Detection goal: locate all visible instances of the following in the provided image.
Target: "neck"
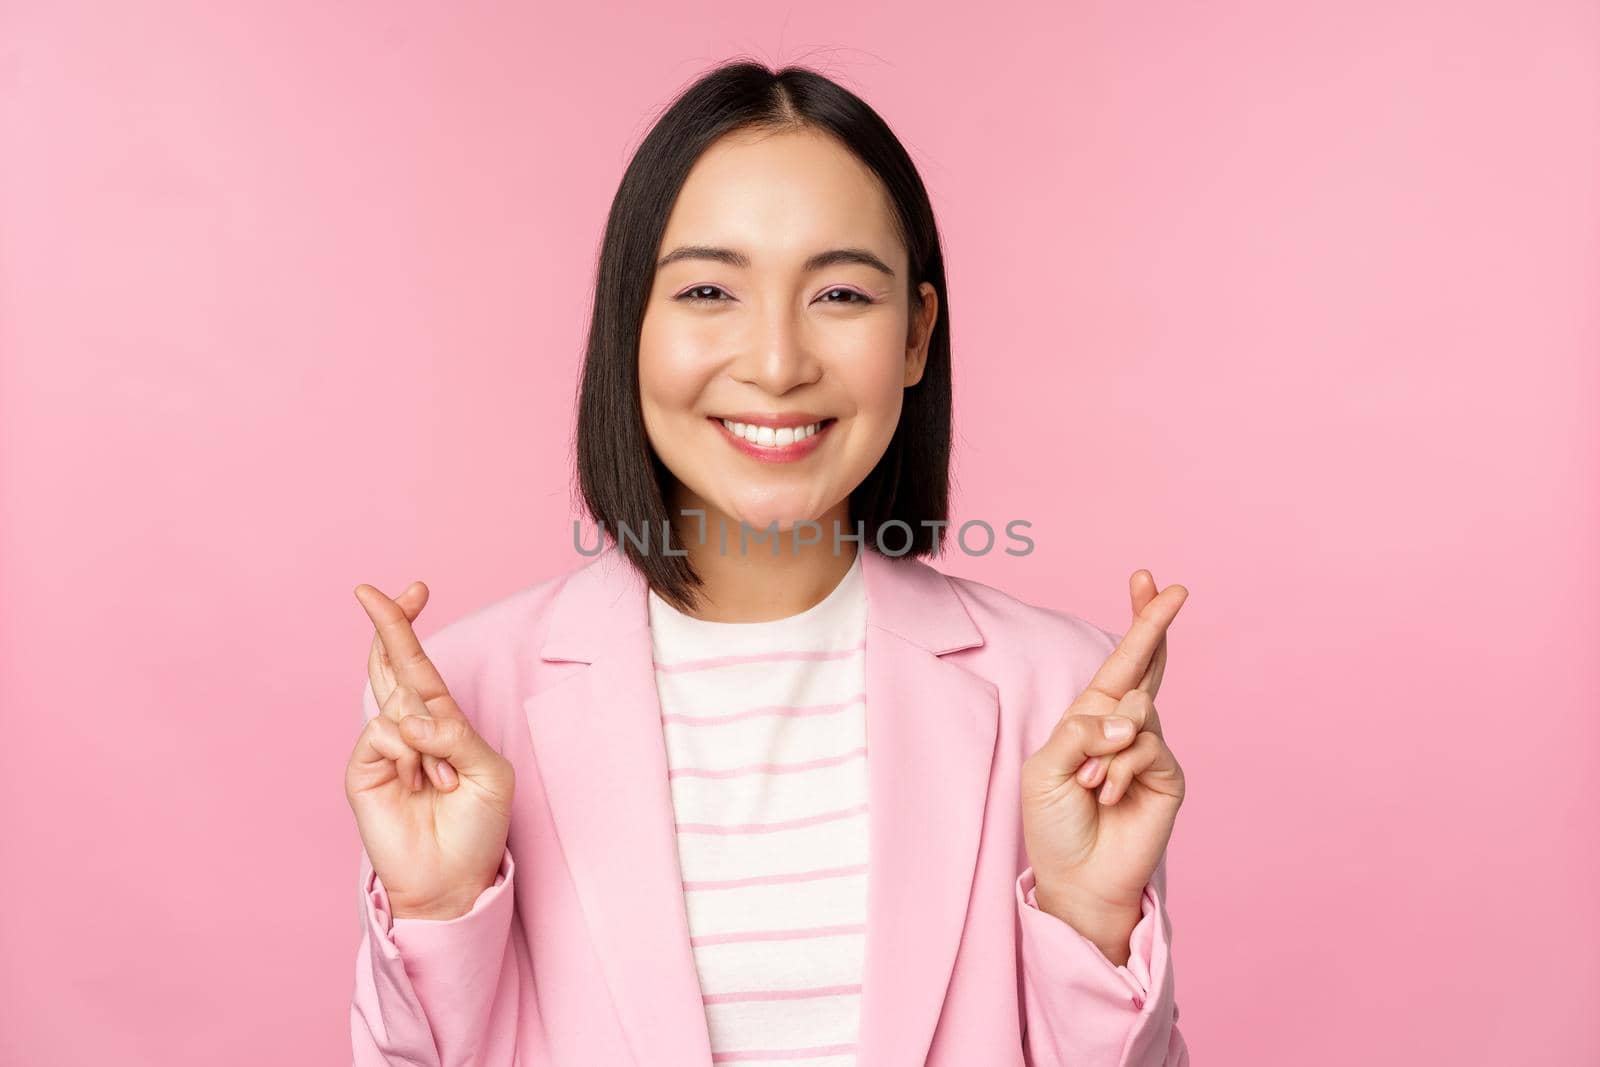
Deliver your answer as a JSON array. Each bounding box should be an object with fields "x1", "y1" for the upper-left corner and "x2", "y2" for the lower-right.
[{"x1": 662, "y1": 490, "x2": 859, "y2": 623}]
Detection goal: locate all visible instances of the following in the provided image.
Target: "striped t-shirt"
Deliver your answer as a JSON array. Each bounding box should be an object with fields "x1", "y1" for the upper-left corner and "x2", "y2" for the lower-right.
[{"x1": 646, "y1": 548, "x2": 869, "y2": 1067}]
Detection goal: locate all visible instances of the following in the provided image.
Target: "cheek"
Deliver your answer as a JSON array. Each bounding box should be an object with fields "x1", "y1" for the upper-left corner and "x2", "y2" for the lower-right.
[
  {"x1": 837, "y1": 330, "x2": 911, "y2": 422},
  {"x1": 638, "y1": 321, "x2": 716, "y2": 414}
]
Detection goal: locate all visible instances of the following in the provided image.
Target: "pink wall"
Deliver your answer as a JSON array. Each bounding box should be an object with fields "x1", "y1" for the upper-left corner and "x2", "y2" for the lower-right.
[{"x1": 2, "y1": 2, "x2": 1595, "y2": 1063}]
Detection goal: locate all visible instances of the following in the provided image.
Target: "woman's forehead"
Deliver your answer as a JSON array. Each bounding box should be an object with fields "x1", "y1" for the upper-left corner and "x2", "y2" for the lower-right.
[{"x1": 661, "y1": 130, "x2": 901, "y2": 266}]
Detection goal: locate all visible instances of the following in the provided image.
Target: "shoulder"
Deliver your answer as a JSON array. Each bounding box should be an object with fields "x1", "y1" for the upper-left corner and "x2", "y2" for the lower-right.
[
  {"x1": 916, "y1": 560, "x2": 1127, "y2": 754},
  {"x1": 933, "y1": 560, "x2": 1122, "y2": 691},
  {"x1": 388, "y1": 558, "x2": 590, "y2": 737},
  {"x1": 415, "y1": 563, "x2": 576, "y2": 666},
  {"x1": 931, "y1": 559, "x2": 1121, "y2": 653}
]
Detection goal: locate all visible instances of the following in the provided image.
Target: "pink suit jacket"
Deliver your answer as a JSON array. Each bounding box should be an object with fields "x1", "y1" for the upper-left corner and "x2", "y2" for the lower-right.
[{"x1": 351, "y1": 544, "x2": 1190, "y2": 1066}]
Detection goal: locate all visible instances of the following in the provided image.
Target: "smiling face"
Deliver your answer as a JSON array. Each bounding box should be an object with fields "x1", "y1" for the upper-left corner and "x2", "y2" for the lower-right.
[{"x1": 638, "y1": 125, "x2": 938, "y2": 543}]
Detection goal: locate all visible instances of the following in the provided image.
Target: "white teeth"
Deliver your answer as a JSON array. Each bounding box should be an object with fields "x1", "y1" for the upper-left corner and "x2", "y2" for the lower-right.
[{"x1": 719, "y1": 418, "x2": 824, "y2": 446}]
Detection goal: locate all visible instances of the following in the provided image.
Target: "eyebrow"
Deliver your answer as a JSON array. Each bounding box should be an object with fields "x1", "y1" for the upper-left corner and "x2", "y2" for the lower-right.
[{"x1": 655, "y1": 245, "x2": 897, "y2": 278}]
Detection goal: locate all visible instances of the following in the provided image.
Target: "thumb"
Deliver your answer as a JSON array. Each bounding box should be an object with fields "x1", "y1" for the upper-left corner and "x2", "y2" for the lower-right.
[{"x1": 398, "y1": 714, "x2": 499, "y2": 779}]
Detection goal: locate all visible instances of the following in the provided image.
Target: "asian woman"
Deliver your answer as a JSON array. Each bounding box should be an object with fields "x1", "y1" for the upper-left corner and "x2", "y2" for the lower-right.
[{"x1": 346, "y1": 59, "x2": 1190, "y2": 1067}]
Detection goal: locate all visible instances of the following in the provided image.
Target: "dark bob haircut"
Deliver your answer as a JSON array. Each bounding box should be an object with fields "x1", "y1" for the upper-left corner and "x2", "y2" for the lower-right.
[{"x1": 573, "y1": 59, "x2": 953, "y2": 612}]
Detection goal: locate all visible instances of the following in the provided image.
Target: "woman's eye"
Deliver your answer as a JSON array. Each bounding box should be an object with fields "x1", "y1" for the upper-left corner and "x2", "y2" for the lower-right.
[
  {"x1": 677, "y1": 285, "x2": 730, "y2": 304},
  {"x1": 676, "y1": 285, "x2": 875, "y2": 306}
]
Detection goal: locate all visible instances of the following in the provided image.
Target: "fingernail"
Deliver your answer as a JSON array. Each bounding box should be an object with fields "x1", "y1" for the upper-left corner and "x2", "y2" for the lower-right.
[
  {"x1": 1077, "y1": 757, "x2": 1102, "y2": 783},
  {"x1": 404, "y1": 716, "x2": 432, "y2": 738},
  {"x1": 439, "y1": 762, "x2": 458, "y2": 788},
  {"x1": 1103, "y1": 718, "x2": 1134, "y2": 741}
]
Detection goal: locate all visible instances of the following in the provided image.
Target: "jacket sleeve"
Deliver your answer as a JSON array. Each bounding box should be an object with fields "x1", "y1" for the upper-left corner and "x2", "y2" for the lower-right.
[
  {"x1": 349, "y1": 676, "x2": 523, "y2": 1066},
  {"x1": 350, "y1": 844, "x2": 522, "y2": 1066},
  {"x1": 1014, "y1": 852, "x2": 1189, "y2": 1066}
]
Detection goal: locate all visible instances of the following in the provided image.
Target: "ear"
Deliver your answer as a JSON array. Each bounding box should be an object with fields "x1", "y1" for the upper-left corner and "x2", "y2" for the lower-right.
[{"x1": 903, "y1": 282, "x2": 938, "y2": 388}]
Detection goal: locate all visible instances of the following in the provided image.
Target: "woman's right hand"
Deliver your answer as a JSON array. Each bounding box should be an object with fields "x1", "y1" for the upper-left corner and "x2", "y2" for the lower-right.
[{"x1": 345, "y1": 581, "x2": 515, "y2": 921}]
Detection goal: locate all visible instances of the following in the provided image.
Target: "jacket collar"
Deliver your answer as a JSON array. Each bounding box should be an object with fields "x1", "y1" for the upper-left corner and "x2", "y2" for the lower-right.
[
  {"x1": 524, "y1": 543, "x2": 997, "y2": 1067},
  {"x1": 540, "y1": 542, "x2": 983, "y2": 663}
]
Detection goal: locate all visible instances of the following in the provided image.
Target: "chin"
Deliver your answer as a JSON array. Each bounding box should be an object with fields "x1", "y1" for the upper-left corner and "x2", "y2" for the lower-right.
[{"x1": 719, "y1": 499, "x2": 829, "y2": 540}]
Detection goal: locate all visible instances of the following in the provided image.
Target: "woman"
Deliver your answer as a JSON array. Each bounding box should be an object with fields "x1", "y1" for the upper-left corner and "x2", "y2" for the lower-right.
[{"x1": 346, "y1": 60, "x2": 1190, "y2": 1067}]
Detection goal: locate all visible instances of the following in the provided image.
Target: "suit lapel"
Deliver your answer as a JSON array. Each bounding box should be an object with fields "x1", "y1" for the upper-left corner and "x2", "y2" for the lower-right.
[
  {"x1": 524, "y1": 549, "x2": 714, "y2": 1065},
  {"x1": 855, "y1": 547, "x2": 999, "y2": 1067},
  {"x1": 523, "y1": 546, "x2": 999, "y2": 1067}
]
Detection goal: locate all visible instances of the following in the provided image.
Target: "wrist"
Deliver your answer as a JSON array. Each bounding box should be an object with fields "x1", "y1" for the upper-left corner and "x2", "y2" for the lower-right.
[
  {"x1": 1032, "y1": 882, "x2": 1141, "y2": 967},
  {"x1": 389, "y1": 882, "x2": 492, "y2": 922}
]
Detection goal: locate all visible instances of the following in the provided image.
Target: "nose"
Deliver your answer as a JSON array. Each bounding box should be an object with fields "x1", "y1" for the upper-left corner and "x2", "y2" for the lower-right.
[{"x1": 729, "y1": 313, "x2": 823, "y2": 396}]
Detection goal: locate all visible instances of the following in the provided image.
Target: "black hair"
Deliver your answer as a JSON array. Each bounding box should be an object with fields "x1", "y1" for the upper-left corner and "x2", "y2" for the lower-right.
[{"x1": 572, "y1": 58, "x2": 953, "y2": 612}]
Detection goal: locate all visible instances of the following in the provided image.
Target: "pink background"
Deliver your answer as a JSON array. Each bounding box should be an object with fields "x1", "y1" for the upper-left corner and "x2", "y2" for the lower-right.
[{"x1": 2, "y1": 2, "x2": 1595, "y2": 1064}]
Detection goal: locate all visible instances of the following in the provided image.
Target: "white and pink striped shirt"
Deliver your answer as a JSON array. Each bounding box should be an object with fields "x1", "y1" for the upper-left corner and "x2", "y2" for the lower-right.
[{"x1": 646, "y1": 549, "x2": 869, "y2": 1067}]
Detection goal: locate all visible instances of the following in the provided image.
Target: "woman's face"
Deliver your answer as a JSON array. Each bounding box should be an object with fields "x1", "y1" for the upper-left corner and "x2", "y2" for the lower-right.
[{"x1": 638, "y1": 126, "x2": 938, "y2": 542}]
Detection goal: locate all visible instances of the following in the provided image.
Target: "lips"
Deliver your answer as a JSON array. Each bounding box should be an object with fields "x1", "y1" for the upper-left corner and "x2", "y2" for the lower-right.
[
  {"x1": 708, "y1": 415, "x2": 836, "y2": 462},
  {"x1": 715, "y1": 416, "x2": 832, "y2": 447}
]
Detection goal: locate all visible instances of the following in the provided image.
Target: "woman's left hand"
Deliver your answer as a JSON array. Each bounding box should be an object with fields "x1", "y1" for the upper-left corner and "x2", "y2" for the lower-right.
[{"x1": 1020, "y1": 571, "x2": 1189, "y2": 932}]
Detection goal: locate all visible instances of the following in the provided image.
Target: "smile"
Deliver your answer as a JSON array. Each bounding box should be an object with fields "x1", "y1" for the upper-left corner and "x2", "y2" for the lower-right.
[
  {"x1": 718, "y1": 417, "x2": 827, "y2": 445},
  {"x1": 708, "y1": 415, "x2": 836, "y2": 463}
]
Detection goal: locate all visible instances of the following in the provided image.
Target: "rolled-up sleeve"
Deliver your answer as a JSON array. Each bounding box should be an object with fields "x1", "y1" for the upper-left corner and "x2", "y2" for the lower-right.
[
  {"x1": 351, "y1": 846, "x2": 520, "y2": 1066},
  {"x1": 1014, "y1": 854, "x2": 1189, "y2": 1066}
]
